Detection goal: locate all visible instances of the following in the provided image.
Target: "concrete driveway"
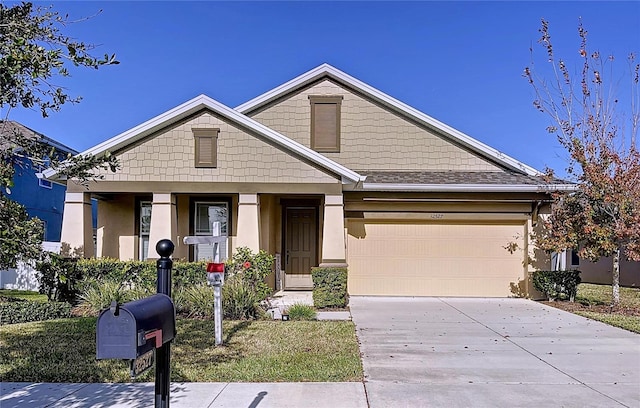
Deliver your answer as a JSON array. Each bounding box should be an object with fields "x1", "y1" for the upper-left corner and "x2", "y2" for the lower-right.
[{"x1": 350, "y1": 297, "x2": 640, "y2": 408}]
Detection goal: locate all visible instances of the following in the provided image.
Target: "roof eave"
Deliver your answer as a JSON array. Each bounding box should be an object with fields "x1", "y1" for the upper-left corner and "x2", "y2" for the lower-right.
[{"x1": 361, "y1": 183, "x2": 577, "y2": 193}]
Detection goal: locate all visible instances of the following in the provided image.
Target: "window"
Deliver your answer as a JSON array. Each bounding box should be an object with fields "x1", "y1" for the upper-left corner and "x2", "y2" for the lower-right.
[
  {"x1": 194, "y1": 201, "x2": 228, "y2": 262},
  {"x1": 139, "y1": 201, "x2": 152, "y2": 260},
  {"x1": 39, "y1": 178, "x2": 52, "y2": 189},
  {"x1": 193, "y1": 128, "x2": 219, "y2": 168},
  {"x1": 570, "y1": 249, "x2": 580, "y2": 266},
  {"x1": 309, "y1": 95, "x2": 342, "y2": 152},
  {"x1": 37, "y1": 165, "x2": 52, "y2": 188}
]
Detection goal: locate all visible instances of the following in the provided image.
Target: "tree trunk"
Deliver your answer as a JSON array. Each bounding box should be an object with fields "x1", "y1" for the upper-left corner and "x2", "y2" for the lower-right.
[{"x1": 612, "y1": 249, "x2": 621, "y2": 307}]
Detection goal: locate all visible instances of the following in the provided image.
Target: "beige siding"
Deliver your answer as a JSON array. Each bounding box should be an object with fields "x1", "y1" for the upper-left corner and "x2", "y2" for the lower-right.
[
  {"x1": 347, "y1": 221, "x2": 525, "y2": 296},
  {"x1": 95, "y1": 111, "x2": 337, "y2": 184},
  {"x1": 96, "y1": 195, "x2": 136, "y2": 260},
  {"x1": 251, "y1": 80, "x2": 501, "y2": 172}
]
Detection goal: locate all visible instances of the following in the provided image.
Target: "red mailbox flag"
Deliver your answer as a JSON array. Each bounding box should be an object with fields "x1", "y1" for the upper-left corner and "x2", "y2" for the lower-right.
[{"x1": 207, "y1": 263, "x2": 225, "y2": 273}]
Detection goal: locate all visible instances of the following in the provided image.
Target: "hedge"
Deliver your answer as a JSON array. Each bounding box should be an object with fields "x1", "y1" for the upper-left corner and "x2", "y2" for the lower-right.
[
  {"x1": 311, "y1": 267, "x2": 348, "y2": 308},
  {"x1": 75, "y1": 258, "x2": 209, "y2": 292},
  {"x1": 532, "y1": 270, "x2": 582, "y2": 301},
  {"x1": 0, "y1": 300, "x2": 71, "y2": 325}
]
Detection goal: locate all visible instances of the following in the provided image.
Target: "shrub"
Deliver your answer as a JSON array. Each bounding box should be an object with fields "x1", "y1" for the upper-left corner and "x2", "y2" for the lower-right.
[
  {"x1": 76, "y1": 280, "x2": 153, "y2": 315},
  {"x1": 36, "y1": 253, "x2": 82, "y2": 304},
  {"x1": 222, "y1": 275, "x2": 264, "y2": 320},
  {"x1": 76, "y1": 258, "x2": 208, "y2": 294},
  {"x1": 173, "y1": 261, "x2": 209, "y2": 288},
  {"x1": 0, "y1": 300, "x2": 71, "y2": 325},
  {"x1": 225, "y1": 247, "x2": 274, "y2": 299},
  {"x1": 533, "y1": 270, "x2": 582, "y2": 301},
  {"x1": 181, "y1": 285, "x2": 215, "y2": 318},
  {"x1": 287, "y1": 303, "x2": 317, "y2": 321},
  {"x1": 311, "y1": 267, "x2": 348, "y2": 308}
]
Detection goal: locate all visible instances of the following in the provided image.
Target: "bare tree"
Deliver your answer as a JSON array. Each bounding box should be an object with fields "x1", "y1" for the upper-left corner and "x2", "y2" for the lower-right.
[{"x1": 524, "y1": 18, "x2": 640, "y2": 306}]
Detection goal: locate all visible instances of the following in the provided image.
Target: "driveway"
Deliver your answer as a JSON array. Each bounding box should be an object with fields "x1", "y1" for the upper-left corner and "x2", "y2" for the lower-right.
[{"x1": 350, "y1": 297, "x2": 640, "y2": 408}]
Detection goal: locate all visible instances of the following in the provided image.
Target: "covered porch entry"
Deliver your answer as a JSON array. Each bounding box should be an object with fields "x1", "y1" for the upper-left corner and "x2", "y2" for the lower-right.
[{"x1": 61, "y1": 191, "x2": 347, "y2": 292}]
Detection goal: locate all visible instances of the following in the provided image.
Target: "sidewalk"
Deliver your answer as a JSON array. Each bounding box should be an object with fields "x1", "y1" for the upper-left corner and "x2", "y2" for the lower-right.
[{"x1": 1, "y1": 381, "x2": 368, "y2": 408}]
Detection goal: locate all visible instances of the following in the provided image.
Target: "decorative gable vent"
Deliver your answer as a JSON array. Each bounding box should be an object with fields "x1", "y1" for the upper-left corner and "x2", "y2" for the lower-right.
[
  {"x1": 193, "y1": 128, "x2": 219, "y2": 168},
  {"x1": 309, "y1": 95, "x2": 342, "y2": 153}
]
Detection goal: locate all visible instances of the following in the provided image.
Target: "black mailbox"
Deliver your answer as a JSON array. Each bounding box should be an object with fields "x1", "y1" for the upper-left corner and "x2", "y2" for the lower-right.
[{"x1": 96, "y1": 293, "x2": 176, "y2": 360}]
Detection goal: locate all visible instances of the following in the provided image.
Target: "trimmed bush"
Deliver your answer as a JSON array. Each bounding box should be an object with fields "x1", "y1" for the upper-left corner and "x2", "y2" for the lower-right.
[
  {"x1": 311, "y1": 267, "x2": 348, "y2": 308},
  {"x1": 76, "y1": 258, "x2": 208, "y2": 294},
  {"x1": 532, "y1": 270, "x2": 582, "y2": 301},
  {"x1": 0, "y1": 300, "x2": 71, "y2": 325},
  {"x1": 287, "y1": 303, "x2": 317, "y2": 321}
]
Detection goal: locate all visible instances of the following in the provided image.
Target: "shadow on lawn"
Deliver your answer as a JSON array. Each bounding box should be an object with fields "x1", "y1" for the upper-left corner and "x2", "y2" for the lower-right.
[{"x1": 0, "y1": 318, "x2": 257, "y2": 383}]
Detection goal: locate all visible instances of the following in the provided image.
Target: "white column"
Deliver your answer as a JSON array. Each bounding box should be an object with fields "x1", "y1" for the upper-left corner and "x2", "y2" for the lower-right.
[
  {"x1": 148, "y1": 193, "x2": 177, "y2": 259},
  {"x1": 60, "y1": 192, "x2": 94, "y2": 258},
  {"x1": 320, "y1": 194, "x2": 347, "y2": 267},
  {"x1": 235, "y1": 193, "x2": 260, "y2": 252}
]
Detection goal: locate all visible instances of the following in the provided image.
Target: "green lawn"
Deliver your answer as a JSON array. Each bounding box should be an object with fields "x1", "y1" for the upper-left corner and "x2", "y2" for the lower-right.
[
  {"x1": 0, "y1": 317, "x2": 363, "y2": 383},
  {"x1": 0, "y1": 289, "x2": 47, "y2": 302},
  {"x1": 575, "y1": 283, "x2": 640, "y2": 308}
]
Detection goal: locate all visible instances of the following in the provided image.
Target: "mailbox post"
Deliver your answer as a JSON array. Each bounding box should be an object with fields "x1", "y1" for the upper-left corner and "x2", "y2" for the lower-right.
[
  {"x1": 96, "y1": 239, "x2": 176, "y2": 408},
  {"x1": 155, "y1": 239, "x2": 174, "y2": 408}
]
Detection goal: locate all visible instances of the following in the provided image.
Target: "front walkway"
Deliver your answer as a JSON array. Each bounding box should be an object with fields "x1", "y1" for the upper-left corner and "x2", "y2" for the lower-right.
[{"x1": 350, "y1": 297, "x2": 640, "y2": 408}]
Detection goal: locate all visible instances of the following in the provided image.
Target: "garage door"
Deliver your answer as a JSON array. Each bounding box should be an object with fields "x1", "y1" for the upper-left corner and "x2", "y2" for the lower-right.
[{"x1": 347, "y1": 221, "x2": 525, "y2": 297}]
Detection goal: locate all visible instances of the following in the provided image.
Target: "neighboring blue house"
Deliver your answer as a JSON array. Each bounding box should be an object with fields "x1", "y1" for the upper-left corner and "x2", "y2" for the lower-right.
[{"x1": 1, "y1": 121, "x2": 78, "y2": 242}]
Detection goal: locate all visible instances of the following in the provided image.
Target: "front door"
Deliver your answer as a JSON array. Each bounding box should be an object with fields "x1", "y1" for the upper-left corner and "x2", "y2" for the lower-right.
[{"x1": 285, "y1": 207, "x2": 317, "y2": 289}]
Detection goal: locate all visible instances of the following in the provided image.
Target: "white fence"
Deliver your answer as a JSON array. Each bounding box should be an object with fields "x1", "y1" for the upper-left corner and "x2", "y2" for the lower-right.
[{"x1": 0, "y1": 242, "x2": 61, "y2": 291}]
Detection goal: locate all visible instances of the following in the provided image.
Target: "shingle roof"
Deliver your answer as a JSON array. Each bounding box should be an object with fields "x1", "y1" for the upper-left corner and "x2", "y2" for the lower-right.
[
  {"x1": 0, "y1": 121, "x2": 77, "y2": 154},
  {"x1": 361, "y1": 171, "x2": 548, "y2": 185}
]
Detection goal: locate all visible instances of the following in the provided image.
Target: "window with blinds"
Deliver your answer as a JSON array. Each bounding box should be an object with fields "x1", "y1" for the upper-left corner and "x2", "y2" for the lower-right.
[
  {"x1": 193, "y1": 128, "x2": 220, "y2": 168},
  {"x1": 309, "y1": 95, "x2": 343, "y2": 152}
]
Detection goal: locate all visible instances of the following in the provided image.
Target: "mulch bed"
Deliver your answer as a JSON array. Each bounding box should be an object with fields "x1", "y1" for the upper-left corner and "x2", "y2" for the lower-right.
[{"x1": 541, "y1": 300, "x2": 640, "y2": 317}]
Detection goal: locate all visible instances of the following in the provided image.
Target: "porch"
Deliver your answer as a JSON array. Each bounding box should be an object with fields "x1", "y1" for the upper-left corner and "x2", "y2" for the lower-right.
[{"x1": 60, "y1": 191, "x2": 347, "y2": 291}]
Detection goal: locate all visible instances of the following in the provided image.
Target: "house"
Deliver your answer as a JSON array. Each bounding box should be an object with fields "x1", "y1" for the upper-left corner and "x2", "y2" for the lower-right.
[
  {"x1": 1, "y1": 121, "x2": 78, "y2": 242},
  {"x1": 46, "y1": 64, "x2": 575, "y2": 297},
  {"x1": 558, "y1": 250, "x2": 640, "y2": 287},
  {"x1": 0, "y1": 121, "x2": 79, "y2": 290}
]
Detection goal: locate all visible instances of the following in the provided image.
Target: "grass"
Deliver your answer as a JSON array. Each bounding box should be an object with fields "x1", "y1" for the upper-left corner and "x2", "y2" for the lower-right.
[
  {"x1": 574, "y1": 311, "x2": 640, "y2": 333},
  {"x1": 0, "y1": 289, "x2": 47, "y2": 302},
  {"x1": 575, "y1": 283, "x2": 640, "y2": 308},
  {"x1": 545, "y1": 283, "x2": 640, "y2": 334},
  {"x1": 0, "y1": 317, "x2": 363, "y2": 383}
]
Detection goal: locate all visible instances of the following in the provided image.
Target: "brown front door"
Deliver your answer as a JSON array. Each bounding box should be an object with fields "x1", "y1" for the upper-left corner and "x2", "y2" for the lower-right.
[{"x1": 285, "y1": 207, "x2": 317, "y2": 289}]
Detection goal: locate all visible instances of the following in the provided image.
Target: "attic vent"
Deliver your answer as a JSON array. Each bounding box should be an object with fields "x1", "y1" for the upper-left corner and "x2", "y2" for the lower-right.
[
  {"x1": 193, "y1": 128, "x2": 219, "y2": 168},
  {"x1": 309, "y1": 95, "x2": 342, "y2": 153}
]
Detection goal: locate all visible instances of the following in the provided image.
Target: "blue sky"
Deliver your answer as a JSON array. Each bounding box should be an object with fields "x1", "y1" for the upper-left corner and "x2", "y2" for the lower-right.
[{"x1": 4, "y1": 1, "x2": 640, "y2": 176}]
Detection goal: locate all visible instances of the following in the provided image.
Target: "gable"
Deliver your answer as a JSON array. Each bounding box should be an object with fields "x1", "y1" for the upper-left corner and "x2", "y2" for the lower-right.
[
  {"x1": 94, "y1": 110, "x2": 339, "y2": 184},
  {"x1": 249, "y1": 79, "x2": 503, "y2": 172}
]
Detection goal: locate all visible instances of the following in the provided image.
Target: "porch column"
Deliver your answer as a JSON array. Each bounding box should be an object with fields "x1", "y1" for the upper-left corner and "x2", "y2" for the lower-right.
[
  {"x1": 320, "y1": 194, "x2": 347, "y2": 267},
  {"x1": 60, "y1": 192, "x2": 94, "y2": 258},
  {"x1": 235, "y1": 193, "x2": 260, "y2": 252},
  {"x1": 148, "y1": 193, "x2": 177, "y2": 259}
]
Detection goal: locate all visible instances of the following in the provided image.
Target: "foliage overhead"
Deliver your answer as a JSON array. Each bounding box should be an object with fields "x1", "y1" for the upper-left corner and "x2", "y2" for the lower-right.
[
  {"x1": 525, "y1": 18, "x2": 640, "y2": 305},
  {"x1": 0, "y1": 2, "x2": 119, "y2": 117},
  {"x1": 0, "y1": 2, "x2": 120, "y2": 268}
]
